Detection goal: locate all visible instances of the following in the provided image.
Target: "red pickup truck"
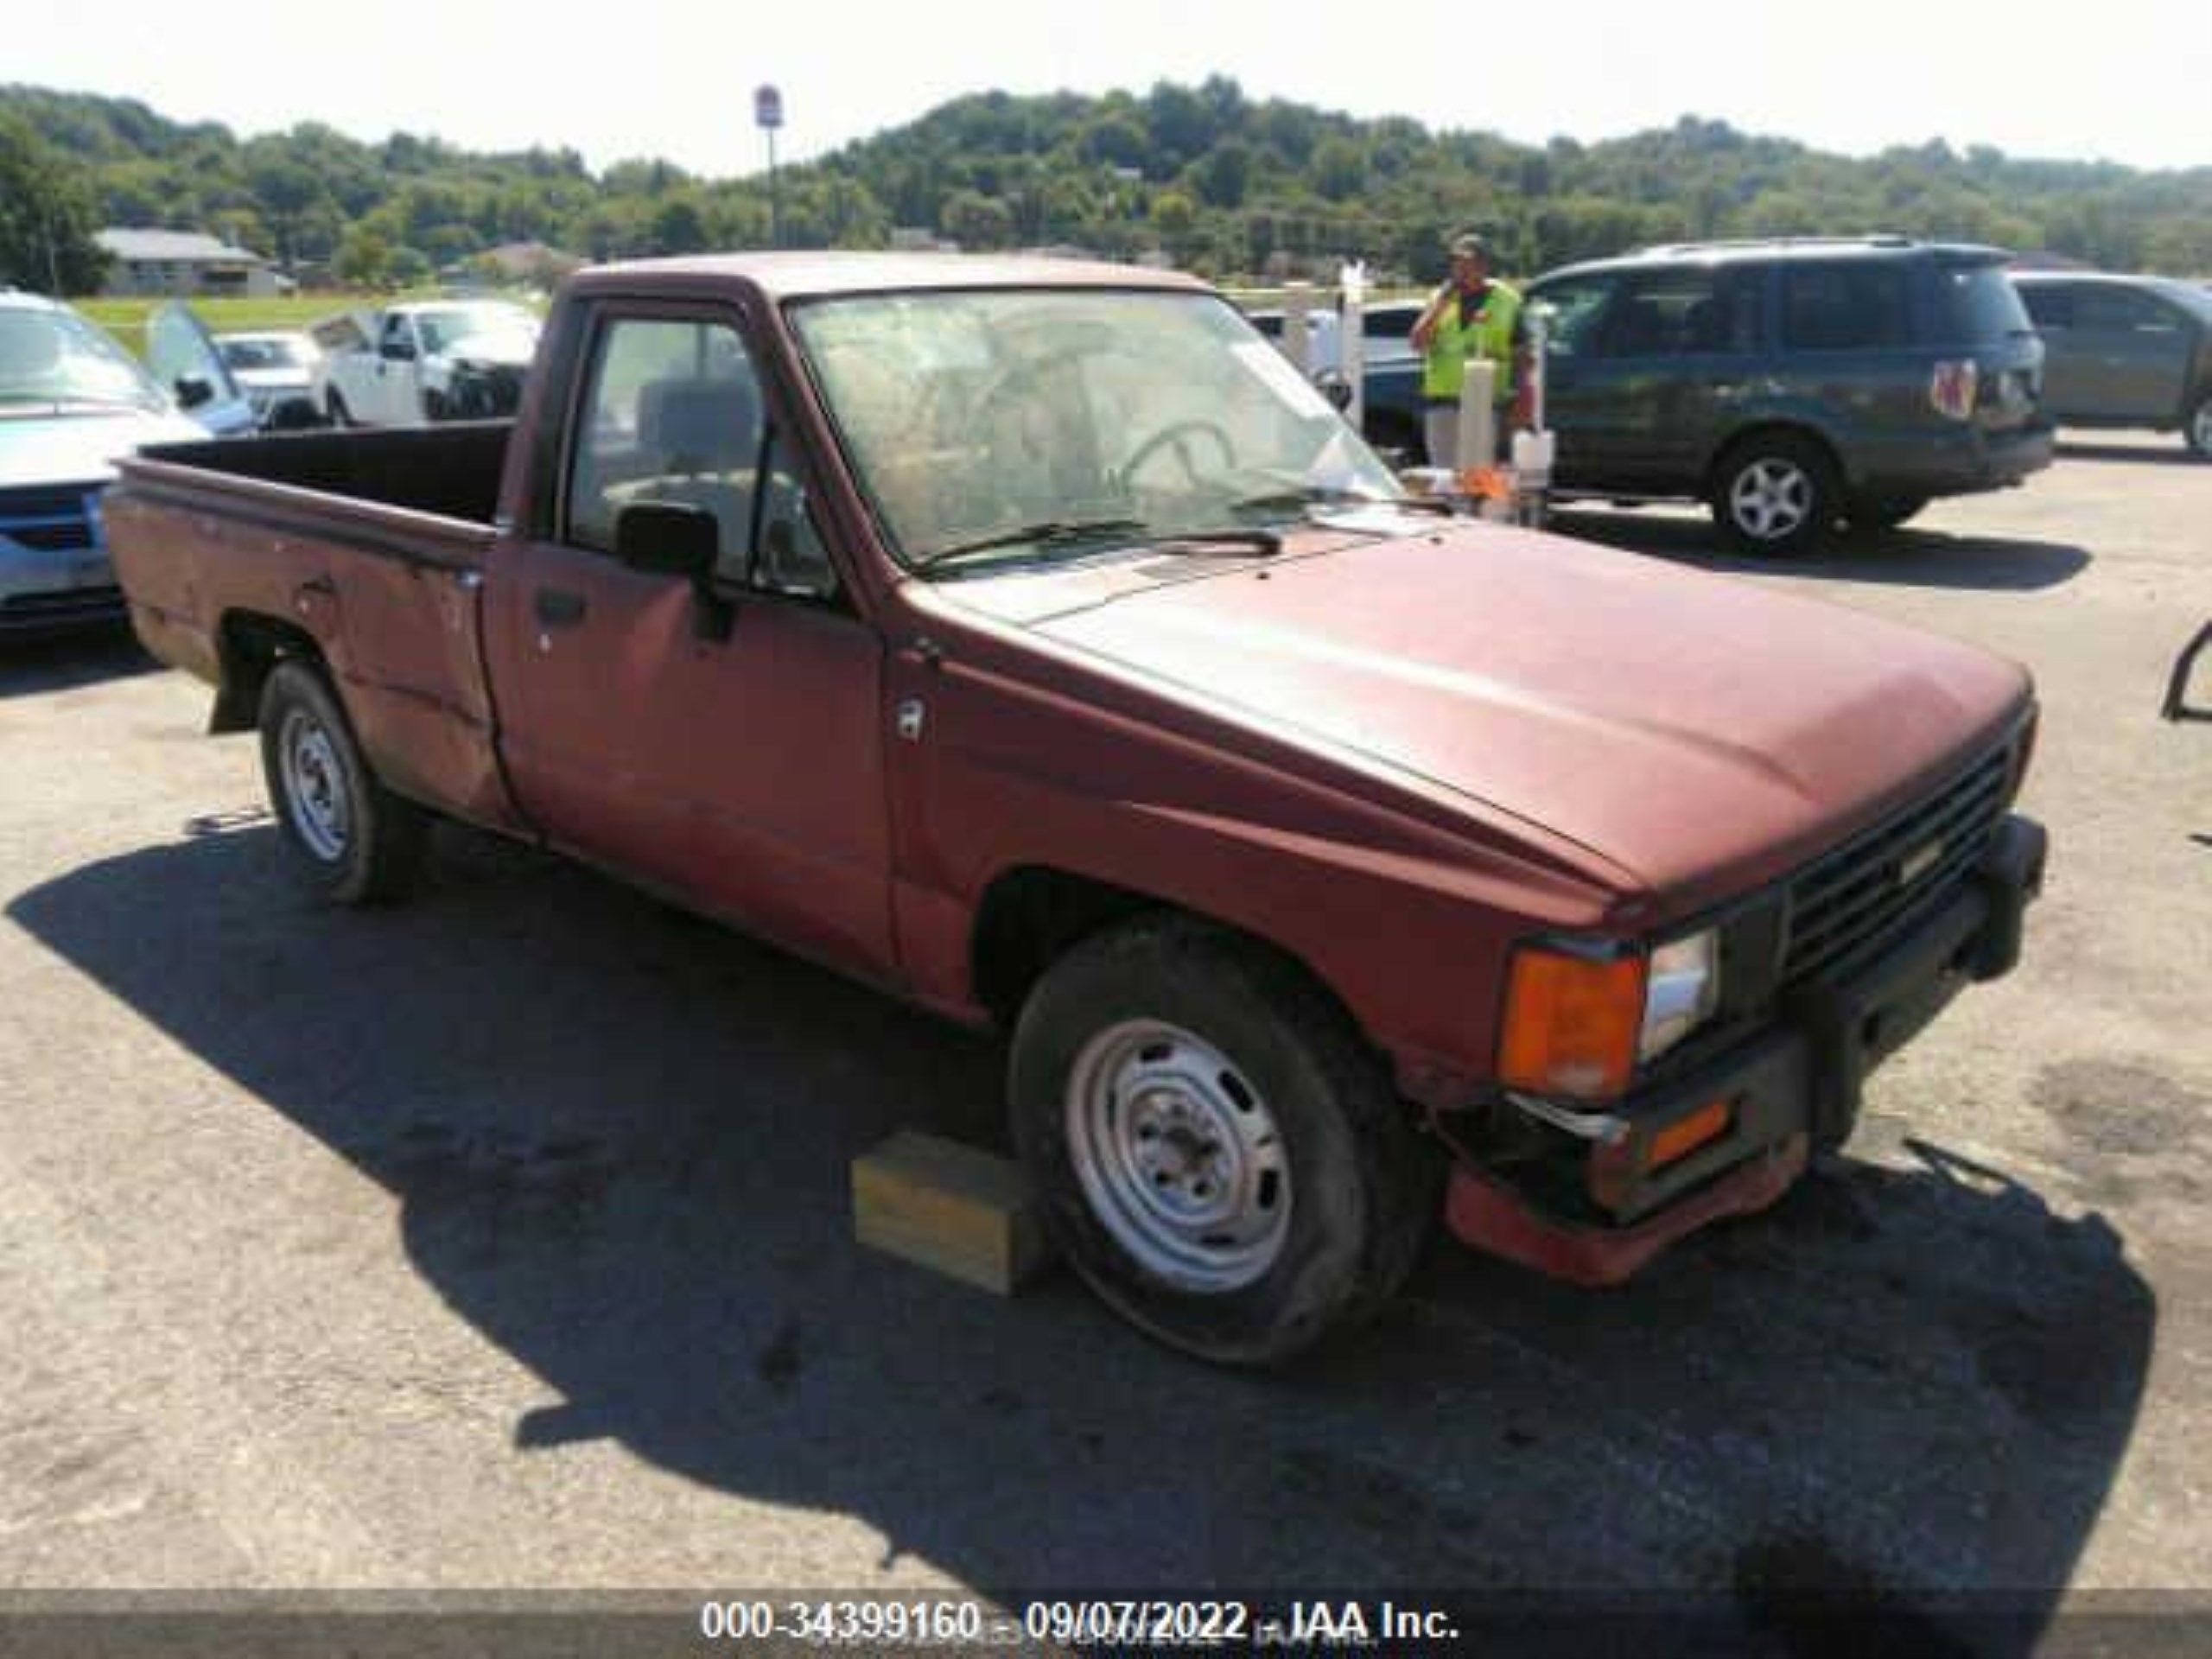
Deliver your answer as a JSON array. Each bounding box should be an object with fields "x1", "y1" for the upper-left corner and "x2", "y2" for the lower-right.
[{"x1": 105, "y1": 255, "x2": 2046, "y2": 1363}]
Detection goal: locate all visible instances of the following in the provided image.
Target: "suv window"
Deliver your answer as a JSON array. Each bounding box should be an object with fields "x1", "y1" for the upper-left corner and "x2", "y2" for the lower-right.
[
  {"x1": 1529, "y1": 273, "x2": 1618, "y2": 359},
  {"x1": 1599, "y1": 266, "x2": 1762, "y2": 357},
  {"x1": 1780, "y1": 263, "x2": 1913, "y2": 351},
  {"x1": 1937, "y1": 263, "x2": 2033, "y2": 343},
  {"x1": 2074, "y1": 287, "x2": 2183, "y2": 333},
  {"x1": 2017, "y1": 283, "x2": 2075, "y2": 329},
  {"x1": 565, "y1": 315, "x2": 836, "y2": 601}
]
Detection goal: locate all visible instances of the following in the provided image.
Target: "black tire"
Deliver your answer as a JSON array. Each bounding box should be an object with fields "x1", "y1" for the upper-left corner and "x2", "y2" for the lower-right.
[
  {"x1": 1846, "y1": 494, "x2": 1929, "y2": 536},
  {"x1": 1709, "y1": 431, "x2": 1840, "y2": 556},
  {"x1": 2186, "y1": 393, "x2": 2212, "y2": 460},
  {"x1": 325, "y1": 389, "x2": 352, "y2": 428},
  {"x1": 257, "y1": 660, "x2": 428, "y2": 905},
  {"x1": 1008, "y1": 915, "x2": 1439, "y2": 1365}
]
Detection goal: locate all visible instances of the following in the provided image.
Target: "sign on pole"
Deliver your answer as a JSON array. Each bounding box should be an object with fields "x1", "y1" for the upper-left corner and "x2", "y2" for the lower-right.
[{"x1": 754, "y1": 85, "x2": 784, "y2": 130}]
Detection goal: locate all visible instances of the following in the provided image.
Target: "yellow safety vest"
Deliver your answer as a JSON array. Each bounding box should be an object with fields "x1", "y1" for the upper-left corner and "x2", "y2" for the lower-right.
[{"x1": 1421, "y1": 281, "x2": 1522, "y2": 404}]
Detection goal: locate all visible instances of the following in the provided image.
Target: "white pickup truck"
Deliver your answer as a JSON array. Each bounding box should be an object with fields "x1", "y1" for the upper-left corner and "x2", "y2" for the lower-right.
[{"x1": 311, "y1": 299, "x2": 540, "y2": 427}]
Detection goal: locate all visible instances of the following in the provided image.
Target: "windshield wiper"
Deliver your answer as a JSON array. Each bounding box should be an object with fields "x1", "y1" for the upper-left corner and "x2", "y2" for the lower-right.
[
  {"x1": 1148, "y1": 526, "x2": 1284, "y2": 556},
  {"x1": 1230, "y1": 485, "x2": 1447, "y2": 518},
  {"x1": 914, "y1": 517, "x2": 1148, "y2": 570}
]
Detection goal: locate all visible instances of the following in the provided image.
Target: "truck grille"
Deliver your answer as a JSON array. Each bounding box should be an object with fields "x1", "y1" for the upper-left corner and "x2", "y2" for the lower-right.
[
  {"x1": 0, "y1": 484, "x2": 99, "y2": 553},
  {"x1": 1782, "y1": 744, "x2": 2013, "y2": 984}
]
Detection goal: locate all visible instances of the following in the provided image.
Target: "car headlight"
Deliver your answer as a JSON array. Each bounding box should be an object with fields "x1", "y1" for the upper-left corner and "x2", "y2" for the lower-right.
[
  {"x1": 1639, "y1": 929, "x2": 1719, "y2": 1063},
  {"x1": 1498, "y1": 927, "x2": 1721, "y2": 1101}
]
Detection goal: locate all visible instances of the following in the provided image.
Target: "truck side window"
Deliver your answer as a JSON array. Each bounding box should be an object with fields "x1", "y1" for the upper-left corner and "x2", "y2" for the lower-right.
[
  {"x1": 566, "y1": 315, "x2": 839, "y2": 603},
  {"x1": 567, "y1": 317, "x2": 765, "y2": 574}
]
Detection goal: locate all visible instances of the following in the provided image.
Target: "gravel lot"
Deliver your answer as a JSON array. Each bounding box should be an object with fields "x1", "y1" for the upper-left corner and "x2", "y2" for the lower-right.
[{"x1": 1, "y1": 437, "x2": 2207, "y2": 1630}]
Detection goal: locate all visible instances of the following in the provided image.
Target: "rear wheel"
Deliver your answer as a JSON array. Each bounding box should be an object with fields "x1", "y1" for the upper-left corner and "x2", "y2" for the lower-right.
[
  {"x1": 1009, "y1": 915, "x2": 1438, "y2": 1365},
  {"x1": 2187, "y1": 393, "x2": 2212, "y2": 460},
  {"x1": 258, "y1": 661, "x2": 427, "y2": 905},
  {"x1": 1711, "y1": 432, "x2": 1840, "y2": 556}
]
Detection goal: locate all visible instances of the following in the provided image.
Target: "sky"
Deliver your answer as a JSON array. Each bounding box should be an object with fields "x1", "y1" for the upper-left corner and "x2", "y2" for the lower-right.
[{"x1": 15, "y1": 0, "x2": 2207, "y2": 177}]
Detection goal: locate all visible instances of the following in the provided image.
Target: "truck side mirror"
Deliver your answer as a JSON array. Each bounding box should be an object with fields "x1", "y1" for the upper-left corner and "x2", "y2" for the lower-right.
[
  {"x1": 173, "y1": 375, "x2": 214, "y2": 410},
  {"x1": 615, "y1": 501, "x2": 721, "y2": 579},
  {"x1": 380, "y1": 340, "x2": 417, "y2": 363},
  {"x1": 617, "y1": 501, "x2": 734, "y2": 641},
  {"x1": 1314, "y1": 370, "x2": 1355, "y2": 412}
]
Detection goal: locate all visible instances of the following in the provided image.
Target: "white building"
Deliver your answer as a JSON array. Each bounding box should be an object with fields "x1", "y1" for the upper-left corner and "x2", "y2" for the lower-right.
[{"x1": 97, "y1": 229, "x2": 287, "y2": 298}]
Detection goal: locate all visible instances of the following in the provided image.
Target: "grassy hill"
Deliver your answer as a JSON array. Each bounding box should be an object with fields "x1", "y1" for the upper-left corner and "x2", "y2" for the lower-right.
[{"x1": 6, "y1": 79, "x2": 2210, "y2": 288}]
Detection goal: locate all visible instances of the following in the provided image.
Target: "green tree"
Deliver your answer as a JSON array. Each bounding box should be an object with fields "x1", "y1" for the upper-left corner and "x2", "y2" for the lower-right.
[
  {"x1": 940, "y1": 189, "x2": 1015, "y2": 250},
  {"x1": 1313, "y1": 137, "x2": 1367, "y2": 202},
  {"x1": 334, "y1": 225, "x2": 391, "y2": 286},
  {"x1": 1189, "y1": 140, "x2": 1252, "y2": 210},
  {"x1": 0, "y1": 116, "x2": 107, "y2": 293}
]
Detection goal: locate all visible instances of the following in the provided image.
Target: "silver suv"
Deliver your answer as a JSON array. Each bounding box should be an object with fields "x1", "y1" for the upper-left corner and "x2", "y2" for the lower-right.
[{"x1": 2011, "y1": 272, "x2": 2212, "y2": 459}]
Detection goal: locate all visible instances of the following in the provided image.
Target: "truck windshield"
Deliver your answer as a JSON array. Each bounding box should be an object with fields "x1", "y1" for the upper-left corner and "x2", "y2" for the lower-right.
[
  {"x1": 0, "y1": 307, "x2": 168, "y2": 411},
  {"x1": 792, "y1": 289, "x2": 1402, "y2": 569},
  {"x1": 415, "y1": 305, "x2": 537, "y2": 356}
]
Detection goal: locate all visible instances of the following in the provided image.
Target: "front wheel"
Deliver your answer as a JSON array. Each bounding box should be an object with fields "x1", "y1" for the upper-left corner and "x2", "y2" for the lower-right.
[
  {"x1": 1710, "y1": 433, "x2": 1840, "y2": 556},
  {"x1": 258, "y1": 660, "x2": 428, "y2": 905},
  {"x1": 1008, "y1": 916, "x2": 1438, "y2": 1365},
  {"x1": 2186, "y1": 393, "x2": 2212, "y2": 460}
]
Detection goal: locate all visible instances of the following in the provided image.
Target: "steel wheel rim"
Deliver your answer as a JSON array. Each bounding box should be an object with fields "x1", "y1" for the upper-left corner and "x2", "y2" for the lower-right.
[
  {"x1": 1730, "y1": 458, "x2": 1812, "y2": 541},
  {"x1": 1065, "y1": 1020, "x2": 1292, "y2": 1293},
  {"x1": 278, "y1": 706, "x2": 350, "y2": 862}
]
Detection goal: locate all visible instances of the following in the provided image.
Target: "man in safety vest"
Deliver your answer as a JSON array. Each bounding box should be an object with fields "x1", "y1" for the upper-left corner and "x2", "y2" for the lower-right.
[{"x1": 1408, "y1": 232, "x2": 1522, "y2": 467}]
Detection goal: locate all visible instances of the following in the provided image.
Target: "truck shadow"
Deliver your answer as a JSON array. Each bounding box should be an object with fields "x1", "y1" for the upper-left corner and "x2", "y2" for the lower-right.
[
  {"x1": 1547, "y1": 509, "x2": 2092, "y2": 593},
  {"x1": 8, "y1": 820, "x2": 2152, "y2": 1637}
]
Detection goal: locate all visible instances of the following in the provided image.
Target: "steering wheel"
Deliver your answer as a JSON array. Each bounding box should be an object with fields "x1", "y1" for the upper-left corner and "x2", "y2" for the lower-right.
[{"x1": 1121, "y1": 419, "x2": 1238, "y2": 491}]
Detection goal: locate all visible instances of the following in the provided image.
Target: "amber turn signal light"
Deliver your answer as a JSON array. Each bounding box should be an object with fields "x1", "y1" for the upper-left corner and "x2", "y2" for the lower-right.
[
  {"x1": 1498, "y1": 946, "x2": 1646, "y2": 1100},
  {"x1": 1649, "y1": 1098, "x2": 1734, "y2": 1169}
]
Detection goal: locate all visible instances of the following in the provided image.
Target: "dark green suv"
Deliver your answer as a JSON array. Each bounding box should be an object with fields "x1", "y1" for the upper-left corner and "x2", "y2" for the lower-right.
[{"x1": 1528, "y1": 238, "x2": 2053, "y2": 552}]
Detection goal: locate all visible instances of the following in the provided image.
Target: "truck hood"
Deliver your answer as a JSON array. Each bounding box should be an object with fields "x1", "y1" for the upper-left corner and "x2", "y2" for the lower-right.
[
  {"x1": 231, "y1": 367, "x2": 312, "y2": 394},
  {"x1": 992, "y1": 523, "x2": 2030, "y2": 905},
  {"x1": 433, "y1": 331, "x2": 537, "y2": 371},
  {"x1": 0, "y1": 407, "x2": 208, "y2": 490}
]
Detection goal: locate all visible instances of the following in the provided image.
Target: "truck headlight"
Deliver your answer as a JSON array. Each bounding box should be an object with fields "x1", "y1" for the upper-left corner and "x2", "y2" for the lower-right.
[
  {"x1": 1639, "y1": 929, "x2": 1720, "y2": 1063},
  {"x1": 1498, "y1": 928, "x2": 1720, "y2": 1101}
]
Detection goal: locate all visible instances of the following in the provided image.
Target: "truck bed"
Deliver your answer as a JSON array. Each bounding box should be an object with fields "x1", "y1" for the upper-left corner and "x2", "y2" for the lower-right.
[
  {"x1": 128, "y1": 421, "x2": 512, "y2": 536},
  {"x1": 103, "y1": 422, "x2": 523, "y2": 833}
]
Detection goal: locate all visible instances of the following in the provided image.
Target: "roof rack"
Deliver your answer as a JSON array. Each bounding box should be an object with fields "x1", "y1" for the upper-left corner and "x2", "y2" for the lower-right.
[{"x1": 1630, "y1": 234, "x2": 1917, "y2": 257}]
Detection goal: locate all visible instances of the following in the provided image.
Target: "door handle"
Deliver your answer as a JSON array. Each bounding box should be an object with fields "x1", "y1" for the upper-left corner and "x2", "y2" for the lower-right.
[{"x1": 534, "y1": 588, "x2": 588, "y2": 627}]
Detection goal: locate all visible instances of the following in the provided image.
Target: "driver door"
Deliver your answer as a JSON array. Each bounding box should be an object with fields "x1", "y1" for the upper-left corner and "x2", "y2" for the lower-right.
[
  {"x1": 487, "y1": 302, "x2": 894, "y2": 979},
  {"x1": 373, "y1": 313, "x2": 423, "y2": 423}
]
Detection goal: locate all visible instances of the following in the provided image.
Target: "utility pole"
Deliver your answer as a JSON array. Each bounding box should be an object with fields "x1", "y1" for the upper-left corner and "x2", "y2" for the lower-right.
[{"x1": 754, "y1": 86, "x2": 784, "y2": 249}]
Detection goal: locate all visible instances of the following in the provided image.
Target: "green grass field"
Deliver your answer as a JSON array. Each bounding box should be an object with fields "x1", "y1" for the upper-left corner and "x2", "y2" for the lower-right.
[
  {"x1": 77, "y1": 295, "x2": 360, "y2": 359},
  {"x1": 79, "y1": 291, "x2": 548, "y2": 360}
]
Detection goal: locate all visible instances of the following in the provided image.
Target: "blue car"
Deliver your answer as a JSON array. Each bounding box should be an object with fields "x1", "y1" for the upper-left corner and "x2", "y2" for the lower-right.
[{"x1": 1, "y1": 289, "x2": 213, "y2": 635}]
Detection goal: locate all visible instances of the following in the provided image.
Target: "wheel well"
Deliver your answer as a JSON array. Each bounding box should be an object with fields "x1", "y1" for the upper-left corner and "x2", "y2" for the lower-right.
[
  {"x1": 971, "y1": 868, "x2": 1160, "y2": 1026},
  {"x1": 1705, "y1": 423, "x2": 1846, "y2": 499},
  {"x1": 968, "y1": 867, "x2": 1383, "y2": 1060},
  {"x1": 211, "y1": 610, "x2": 325, "y2": 734}
]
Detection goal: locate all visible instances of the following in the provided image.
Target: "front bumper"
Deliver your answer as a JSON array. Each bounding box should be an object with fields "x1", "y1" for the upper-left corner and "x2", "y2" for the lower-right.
[
  {"x1": 1446, "y1": 814, "x2": 2048, "y2": 1285},
  {"x1": 1, "y1": 550, "x2": 124, "y2": 637}
]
